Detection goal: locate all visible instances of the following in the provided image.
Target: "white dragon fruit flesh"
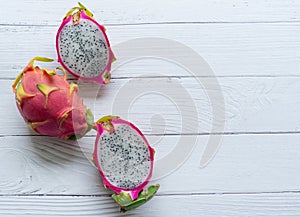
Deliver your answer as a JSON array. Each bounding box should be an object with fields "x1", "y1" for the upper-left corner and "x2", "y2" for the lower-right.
[
  {"x1": 56, "y1": 3, "x2": 115, "y2": 84},
  {"x1": 92, "y1": 116, "x2": 159, "y2": 212}
]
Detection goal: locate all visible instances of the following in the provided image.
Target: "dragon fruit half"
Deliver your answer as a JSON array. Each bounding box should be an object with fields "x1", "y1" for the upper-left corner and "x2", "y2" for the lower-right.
[
  {"x1": 93, "y1": 116, "x2": 159, "y2": 212},
  {"x1": 12, "y1": 57, "x2": 93, "y2": 140},
  {"x1": 56, "y1": 2, "x2": 115, "y2": 84}
]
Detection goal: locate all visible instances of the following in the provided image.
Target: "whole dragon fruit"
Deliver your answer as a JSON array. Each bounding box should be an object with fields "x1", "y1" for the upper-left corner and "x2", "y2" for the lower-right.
[
  {"x1": 93, "y1": 116, "x2": 159, "y2": 212},
  {"x1": 56, "y1": 2, "x2": 115, "y2": 84},
  {"x1": 12, "y1": 57, "x2": 93, "y2": 140}
]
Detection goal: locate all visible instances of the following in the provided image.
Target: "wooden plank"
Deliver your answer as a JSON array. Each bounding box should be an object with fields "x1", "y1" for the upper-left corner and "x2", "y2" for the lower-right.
[
  {"x1": 3, "y1": 76, "x2": 300, "y2": 136},
  {"x1": 1, "y1": 24, "x2": 299, "y2": 79},
  {"x1": 1, "y1": 0, "x2": 300, "y2": 26},
  {"x1": 0, "y1": 193, "x2": 299, "y2": 216},
  {"x1": 0, "y1": 134, "x2": 300, "y2": 195}
]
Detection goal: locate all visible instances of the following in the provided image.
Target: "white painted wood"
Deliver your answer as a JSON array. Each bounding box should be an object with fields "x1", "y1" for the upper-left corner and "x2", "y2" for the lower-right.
[
  {"x1": 0, "y1": 193, "x2": 299, "y2": 217},
  {"x1": 1, "y1": 24, "x2": 299, "y2": 78},
  {"x1": 3, "y1": 76, "x2": 300, "y2": 136},
  {"x1": 1, "y1": 0, "x2": 300, "y2": 26},
  {"x1": 2, "y1": 0, "x2": 300, "y2": 215},
  {"x1": 0, "y1": 134, "x2": 300, "y2": 195}
]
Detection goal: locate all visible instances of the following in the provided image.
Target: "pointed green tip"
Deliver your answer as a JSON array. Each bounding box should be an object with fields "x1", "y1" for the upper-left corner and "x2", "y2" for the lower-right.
[
  {"x1": 36, "y1": 84, "x2": 59, "y2": 97},
  {"x1": 96, "y1": 115, "x2": 119, "y2": 124},
  {"x1": 78, "y1": 2, "x2": 93, "y2": 17},
  {"x1": 69, "y1": 83, "x2": 78, "y2": 96},
  {"x1": 86, "y1": 109, "x2": 94, "y2": 126},
  {"x1": 43, "y1": 69, "x2": 56, "y2": 76},
  {"x1": 78, "y1": 2, "x2": 85, "y2": 8},
  {"x1": 12, "y1": 71, "x2": 24, "y2": 91},
  {"x1": 29, "y1": 57, "x2": 54, "y2": 69},
  {"x1": 85, "y1": 109, "x2": 95, "y2": 133},
  {"x1": 96, "y1": 115, "x2": 119, "y2": 132},
  {"x1": 112, "y1": 184, "x2": 160, "y2": 212},
  {"x1": 32, "y1": 57, "x2": 54, "y2": 63},
  {"x1": 16, "y1": 83, "x2": 36, "y2": 102},
  {"x1": 56, "y1": 67, "x2": 67, "y2": 78}
]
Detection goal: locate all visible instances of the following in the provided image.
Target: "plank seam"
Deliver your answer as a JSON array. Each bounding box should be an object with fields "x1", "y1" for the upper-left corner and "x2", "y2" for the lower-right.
[
  {"x1": 1, "y1": 20, "x2": 300, "y2": 27},
  {"x1": 0, "y1": 191, "x2": 300, "y2": 197},
  {"x1": 3, "y1": 75, "x2": 300, "y2": 81},
  {"x1": 2, "y1": 131, "x2": 300, "y2": 138}
]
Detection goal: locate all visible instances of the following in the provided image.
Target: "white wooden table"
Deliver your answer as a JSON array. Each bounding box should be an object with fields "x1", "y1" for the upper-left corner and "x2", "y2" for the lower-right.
[{"x1": 1, "y1": 0, "x2": 300, "y2": 216}]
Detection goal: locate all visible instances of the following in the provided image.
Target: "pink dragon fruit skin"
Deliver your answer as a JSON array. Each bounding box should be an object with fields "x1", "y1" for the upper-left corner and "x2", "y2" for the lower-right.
[
  {"x1": 93, "y1": 116, "x2": 154, "y2": 200},
  {"x1": 12, "y1": 57, "x2": 93, "y2": 140},
  {"x1": 56, "y1": 3, "x2": 115, "y2": 84}
]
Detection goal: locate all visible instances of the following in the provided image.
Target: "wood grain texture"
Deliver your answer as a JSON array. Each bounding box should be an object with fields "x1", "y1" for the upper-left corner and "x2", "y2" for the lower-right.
[
  {"x1": 3, "y1": 76, "x2": 300, "y2": 136},
  {"x1": 0, "y1": 134, "x2": 300, "y2": 195},
  {"x1": 2, "y1": 0, "x2": 300, "y2": 215},
  {"x1": 1, "y1": 0, "x2": 300, "y2": 26},
  {"x1": 1, "y1": 24, "x2": 299, "y2": 79},
  {"x1": 0, "y1": 193, "x2": 299, "y2": 217}
]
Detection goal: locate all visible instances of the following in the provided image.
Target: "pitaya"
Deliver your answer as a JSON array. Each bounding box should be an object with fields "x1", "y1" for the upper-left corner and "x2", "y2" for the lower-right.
[
  {"x1": 12, "y1": 57, "x2": 94, "y2": 140},
  {"x1": 93, "y1": 116, "x2": 159, "y2": 212},
  {"x1": 56, "y1": 2, "x2": 115, "y2": 84}
]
